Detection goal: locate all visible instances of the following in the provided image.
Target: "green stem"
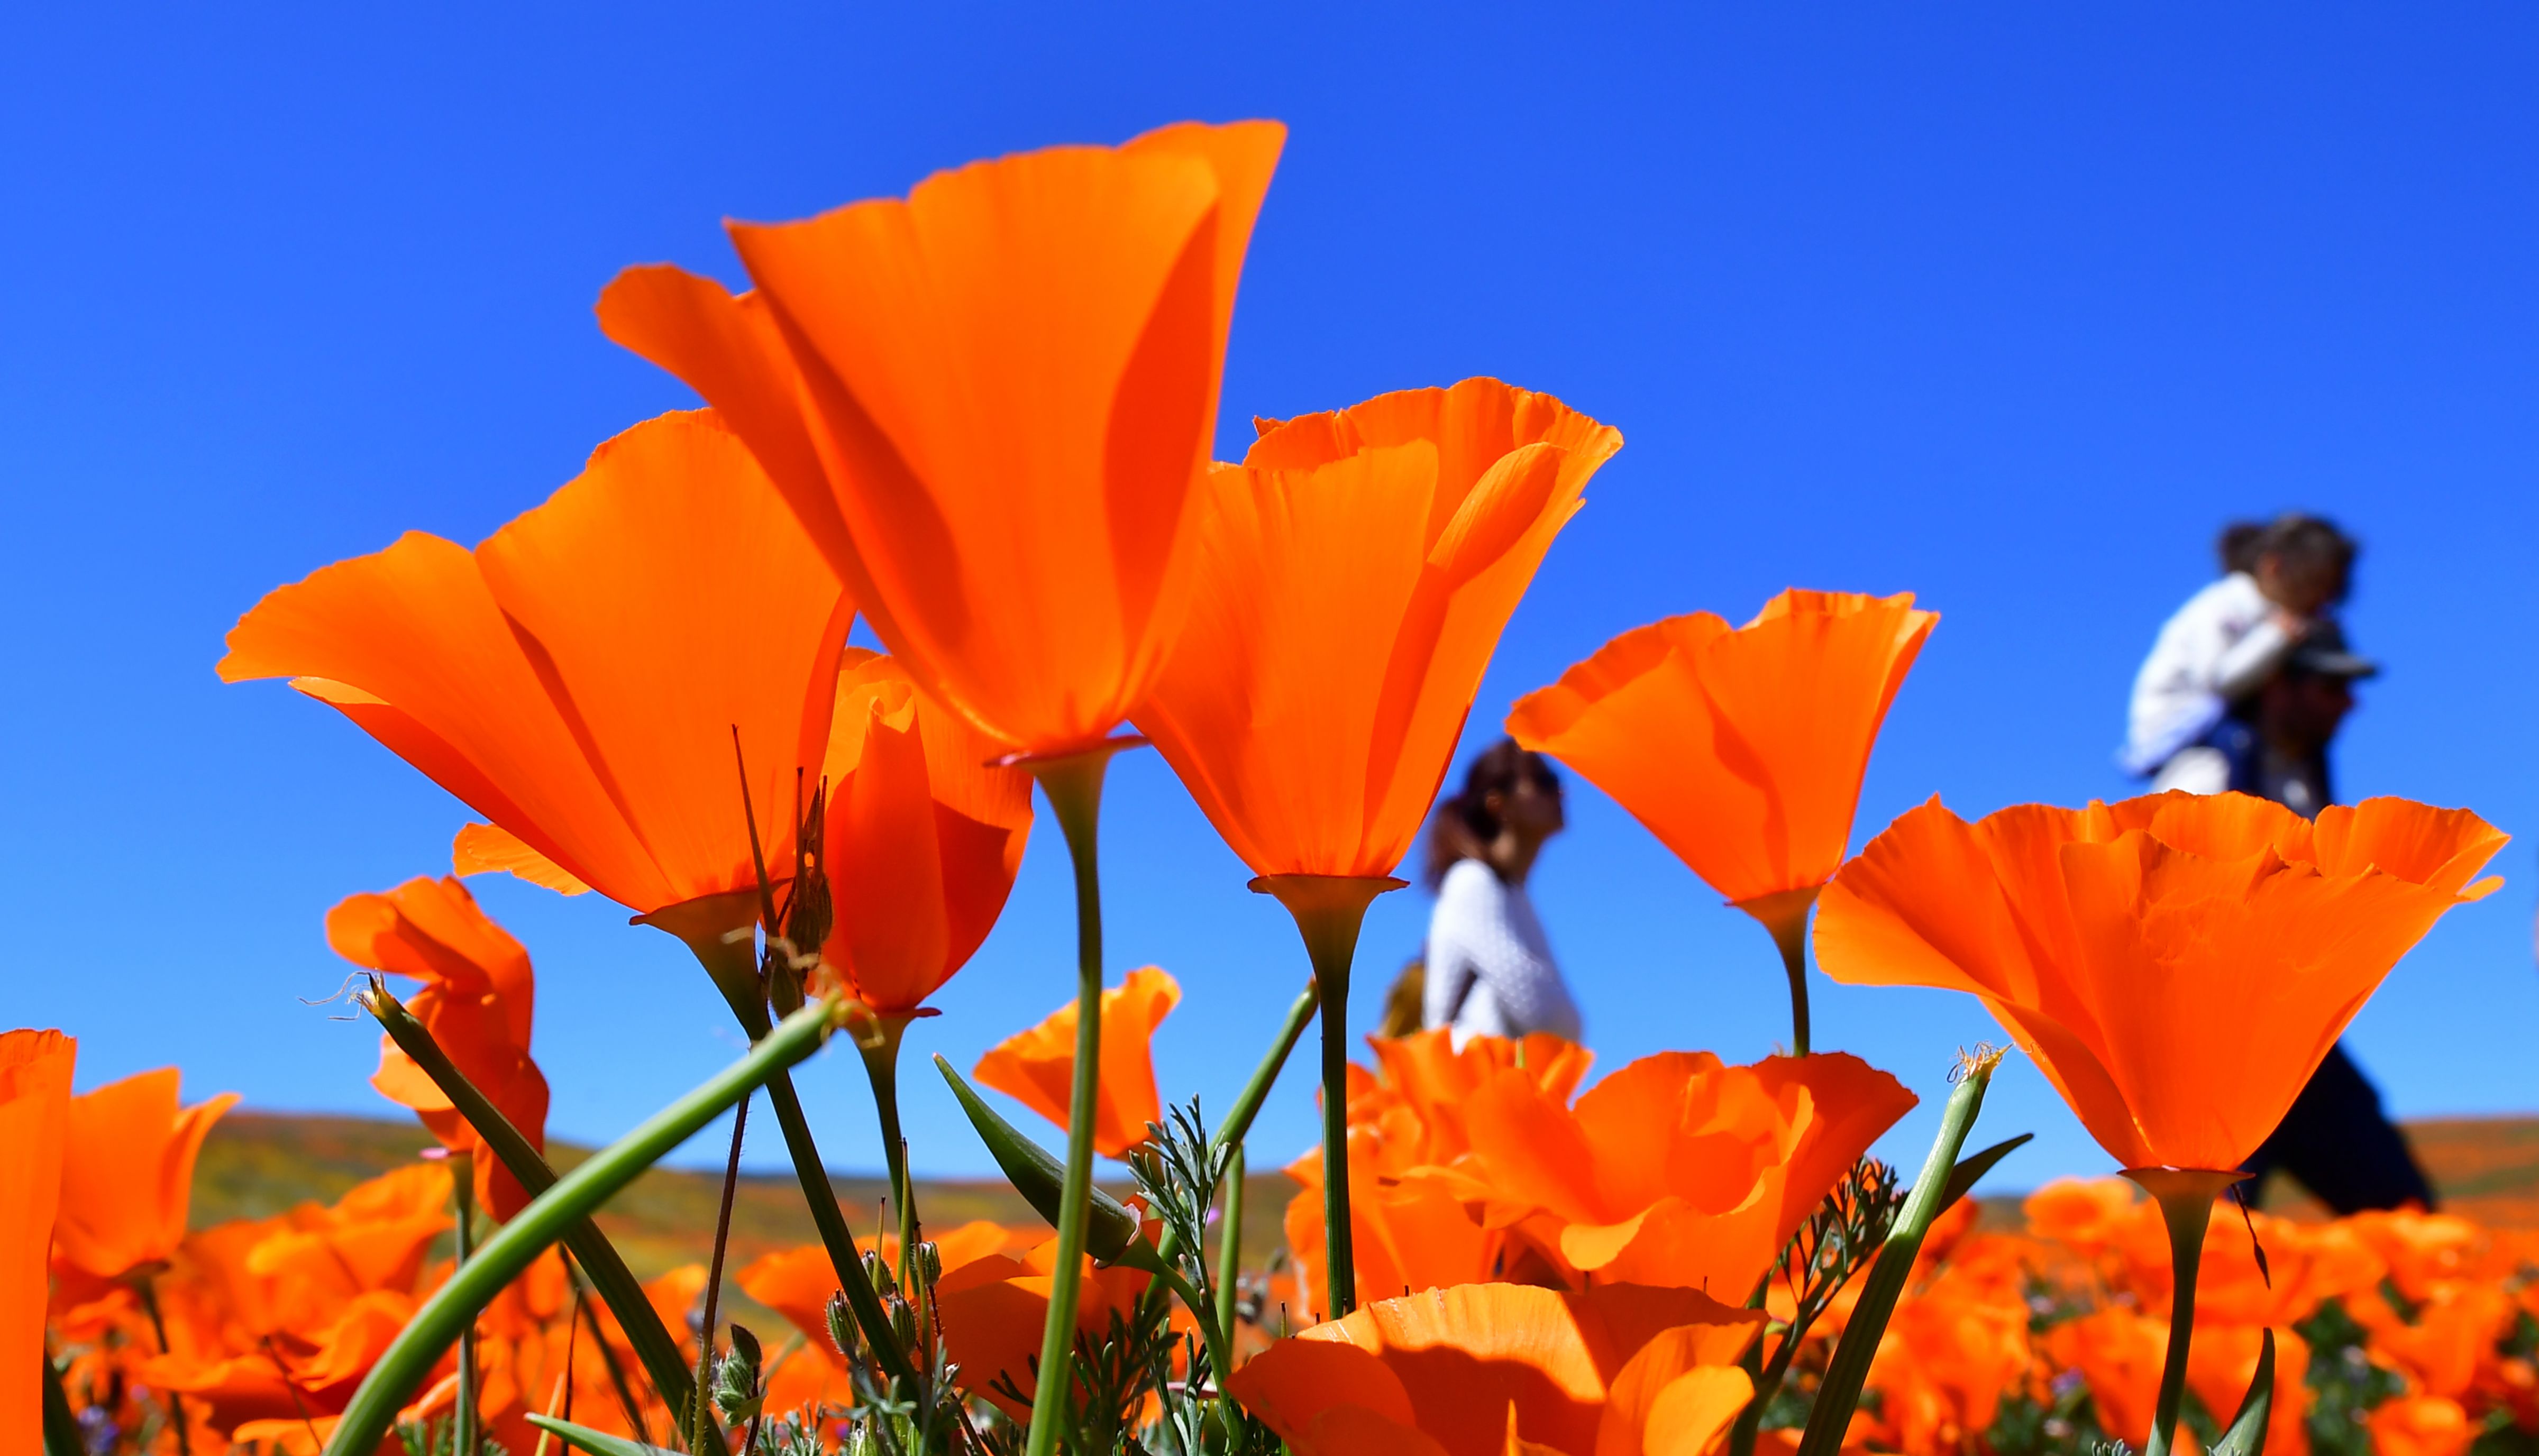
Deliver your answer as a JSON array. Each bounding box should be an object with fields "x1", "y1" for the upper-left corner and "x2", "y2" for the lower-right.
[
  {"x1": 1796, "y1": 1049, "x2": 2003, "y2": 1456},
  {"x1": 1215, "y1": 983, "x2": 1317, "y2": 1156},
  {"x1": 858, "y1": 1014, "x2": 921, "y2": 1290},
  {"x1": 1021, "y1": 745, "x2": 1121, "y2": 1456},
  {"x1": 1739, "y1": 890, "x2": 1819, "y2": 1058},
  {"x1": 1773, "y1": 920, "x2": 1810, "y2": 1059},
  {"x1": 1214, "y1": 1145, "x2": 1245, "y2": 1352},
  {"x1": 136, "y1": 1275, "x2": 193, "y2": 1456},
  {"x1": 453, "y1": 1152, "x2": 479, "y2": 1456},
  {"x1": 2129, "y1": 1167, "x2": 2237, "y2": 1456},
  {"x1": 693, "y1": 1091, "x2": 752, "y2": 1452},
  {"x1": 321, "y1": 997, "x2": 841, "y2": 1456},
  {"x1": 1253, "y1": 875, "x2": 1402, "y2": 1320},
  {"x1": 360, "y1": 981, "x2": 699, "y2": 1426},
  {"x1": 641, "y1": 894, "x2": 918, "y2": 1394}
]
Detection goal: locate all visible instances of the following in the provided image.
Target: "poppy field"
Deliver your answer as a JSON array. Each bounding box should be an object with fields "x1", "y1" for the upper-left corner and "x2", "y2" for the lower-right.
[{"x1": 5, "y1": 119, "x2": 2517, "y2": 1456}]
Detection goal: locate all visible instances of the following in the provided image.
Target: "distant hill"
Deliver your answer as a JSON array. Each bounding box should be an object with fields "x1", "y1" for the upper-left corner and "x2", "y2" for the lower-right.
[
  {"x1": 195, "y1": 1108, "x2": 2539, "y2": 1296},
  {"x1": 193, "y1": 1111, "x2": 1298, "y2": 1281}
]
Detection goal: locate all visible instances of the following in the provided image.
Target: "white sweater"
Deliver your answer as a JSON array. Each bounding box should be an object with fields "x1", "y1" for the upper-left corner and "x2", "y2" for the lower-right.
[
  {"x1": 2120, "y1": 572, "x2": 2299, "y2": 776},
  {"x1": 1422, "y1": 859, "x2": 1583, "y2": 1046}
]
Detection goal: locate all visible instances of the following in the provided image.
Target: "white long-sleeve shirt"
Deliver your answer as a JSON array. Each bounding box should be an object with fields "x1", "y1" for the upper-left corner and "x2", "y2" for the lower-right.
[
  {"x1": 1422, "y1": 858, "x2": 1583, "y2": 1046},
  {"x1": 2120, "y1": 572, "x2": 2300, "y2": 776}
]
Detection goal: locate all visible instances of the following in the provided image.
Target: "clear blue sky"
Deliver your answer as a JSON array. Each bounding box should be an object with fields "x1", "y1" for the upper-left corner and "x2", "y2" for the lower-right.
[{"x1": 6, "y1": 5, "x2": 2535, "y2": 1193}]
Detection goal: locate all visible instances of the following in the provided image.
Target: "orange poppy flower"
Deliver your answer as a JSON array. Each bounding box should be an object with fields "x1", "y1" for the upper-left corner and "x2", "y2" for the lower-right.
[
  {"x1": 2186, "y1": 1324, "x2": 2312, "y2": 1456},
  {"x1": 820, "y1": 650, "x2": 1034, "y2": 1012},
  {"x1": 220, "y1": 409, "x2": 854, "y2": 925},
  {"x1": 51, "y1": 1067, "x2": 238, "y2": 1283},
  {"x1": 327, "y1": 876, "x2": 549, "y2": 1220},
  {"x1": 1447, "y1": 1051, "x2": 1915, "y2": 1299},
  {"x1": 974, "y1": 966, "x2": 1179, "y2": 1158},
  {"x1": 1225, "y1": 1283, "x2": 1762, "y2": 1456},
  {"x1": 1281, "y1": 1031, "x2": 1595, "y2": 1310},
  {"x1": 1860, "y1": 1271, "x2": 2032, "y2": 1456},
  {"x1": 1814, "y1": 791, "x2": 2507, "y2": 1173},
  {"x1": 933, "y1": 1230, "x2": 1158, "y2": 1418},
  {"x1": 2, "y1": 1027, "x2": 75, "y2": 1440},
  {"x1": 2370, "y1": 1395, "x2": 2476, "y2": 1456},
  {"x1": 1138, "y1": 379, "x2": 1620, "y2": 878},
  {"x1": 2047, "y1": 1310, "x2": 2167, "y2": 1448},
  {"x1": 1508, "y1": 590, "x2": 1937, "y2": 938},
  {"x1": 597, "y1": 121, "x2": 1286, "y2": 755}
]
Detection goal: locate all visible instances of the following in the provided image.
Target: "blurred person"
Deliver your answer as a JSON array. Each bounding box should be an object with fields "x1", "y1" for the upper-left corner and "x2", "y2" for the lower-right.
[
  {"x1": 2119, "y1": 514, "x2": 2358, "y2": 790},
  {"x1": 2228, "y1": 627, "x2": 2437, "y2": 1213},
  {"x1": 1420, "y1": 740, "x2": 1583, "y2": 1046}
]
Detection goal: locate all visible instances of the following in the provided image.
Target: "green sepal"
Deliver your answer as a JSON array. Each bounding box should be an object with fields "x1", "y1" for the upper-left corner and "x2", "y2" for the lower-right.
[
  {"x1": 934, "y1": 1053, "x2": 1144, "y2": 1262},
  {"x1": 2210, "y1": 1328, "x2": 2278, "y2": 1456},
  {"x1": 524, "y1": 1414, "x2": 679, "y2": 1456},
  {"x1": 1931, "y1": 1132, "x2": 2033, "y2": 1219}
]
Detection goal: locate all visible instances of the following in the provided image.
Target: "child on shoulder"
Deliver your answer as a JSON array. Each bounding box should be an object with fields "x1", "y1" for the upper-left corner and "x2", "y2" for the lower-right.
[{"x1": 2120, "y1": 514, "x2": 2358, "y2": 793}]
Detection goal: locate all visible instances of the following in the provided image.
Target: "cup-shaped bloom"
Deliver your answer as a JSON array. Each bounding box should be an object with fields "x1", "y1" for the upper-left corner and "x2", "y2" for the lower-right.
[
  {"x1": 1226, "y1": 1283, "x2": 1762, "y2": 1456},
  {"x1": 820, "y1": 651, "x2": 1033, "y2": 1012},
  {"x1": 934, "y1": 1229, "x2": 1157, "y2": 1419},
  {"x1": 974, "y1": 966, "x2": 1179, "y2": 1158},
  {"x1": 1508, "y1": 590, "x2": 1936, "y2": 935},
  {"x1": 52, "y1": 1068, "x2": 238, "y2": 1283},
  {"x1": 1138, "y1": 379, "x2": 1620, "y2": 876},
  {"x1": 2, "y1": 1028, "x2": 74, "y2": 1438},
  {"x1": 597, "y1": 122, "x2": 1285, "y2": 755},
  {"x1": 220, "y1": 409, "x2": 855, "y2": 918},
  {"x1": 1813, "y1": 791, "x2": 2507, "y2": 1173},
  {"x1": 328, "y1": 876, "x2": 549, "y2": 1219},
  {"x1": 1447, "y1": 1050, "x2": 1915, "y2": 1296}
]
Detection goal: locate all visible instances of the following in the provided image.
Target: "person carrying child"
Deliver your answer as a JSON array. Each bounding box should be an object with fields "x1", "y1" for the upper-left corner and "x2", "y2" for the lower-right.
[{"x1": 2119, "y1": 513, "x2": 2436, "y2": 1213}]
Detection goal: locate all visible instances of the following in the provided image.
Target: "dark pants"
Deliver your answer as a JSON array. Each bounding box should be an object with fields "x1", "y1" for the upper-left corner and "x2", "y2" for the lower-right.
[{"x1": 2240, "y1": 1042, "x2": 2437, "y2": 1214}]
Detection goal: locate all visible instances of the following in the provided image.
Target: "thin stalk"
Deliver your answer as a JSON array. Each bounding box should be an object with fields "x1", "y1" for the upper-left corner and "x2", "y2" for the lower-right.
[
  {"x1": 857, "y1": 1014, "x2": 921, "y2": 1289},
  {"x1": 2129, "y1": 1167, "x2": 2240, "y2": 1456},
  {"x1": 1214, "y1": 983, "x2": 1317, "y2": 1156},
  {"x1": 694, "y1": 1091, "x2": 753, "y2": 1452},
  {"x1": 1795, "y1": 1049, "x2": 2003, "y2": 1456},
  {"x1": 1214, "y1": 1145, "x2": 1246, "y2": 1349},
  {"x1": 1019, "y1": 744, "x2": 1122, "y2": 1456},
  {"x1": 1738, "y1": 889, "x2": 1820, "y2": 1058},
  {"x1": 453, "y1": 1151, "x2": 479, "y2": 1456},
  {"x1": 1253, "y1": 874, "x2": 1403, "y2": 1320},
  {"x1": 322, "y1": 997, "x2": 841, "y2": 1456},
  {"x1": 563, "y1": 1254, "x2": 653, "y2": 1449},
  {"x1": 640, "y1": 893, "x2": 918, "y2": 1394},
  {"x1": 136, "y1": 1275, "x2": 193, "y2": 1456},
  {"x1": 358, "y1": 979, "x2": 699, "y2": 1426}
]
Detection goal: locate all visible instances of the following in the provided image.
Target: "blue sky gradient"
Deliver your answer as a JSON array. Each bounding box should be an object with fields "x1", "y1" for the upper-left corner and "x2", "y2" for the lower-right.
[{"x1": 5, "y1": 5, "x2": 2535, "y2": 1188}]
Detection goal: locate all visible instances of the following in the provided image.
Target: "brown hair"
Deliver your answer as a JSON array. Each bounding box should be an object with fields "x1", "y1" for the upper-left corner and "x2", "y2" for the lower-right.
[
  {"x1": 1422, "y1": 738, "x2": 1561, "y2": 889},
  {"x1": 2217, "y1": 512, "x2": 2358, "y2": 602}
]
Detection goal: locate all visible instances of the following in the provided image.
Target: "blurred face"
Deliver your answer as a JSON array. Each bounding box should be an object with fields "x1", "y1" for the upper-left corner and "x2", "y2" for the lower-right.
[
  {"x1": 1486, "y1": 772, "x2": 1566, "y2": 844},
  {"x1": 2255, "y1": 552, "x2": 2345, "y2": 618}
]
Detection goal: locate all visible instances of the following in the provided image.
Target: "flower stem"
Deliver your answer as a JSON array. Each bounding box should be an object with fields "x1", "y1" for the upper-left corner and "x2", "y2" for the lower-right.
[
  {"x1": 1796, "y1": 1047, "x2": 2003, "y2": 1456},
  {"x1": 136, "y1": 1275, "x2": 192, "y2": 1456},
  {"x1": 452, "y1": 1151, "x2": 478, "y2": 1456},
  {"x1": 857, "y1": 1014, "x2": 921, "y2": 1289},
  {"x1": 321, "y1": 996, "x2": 841, "y2": 1456},
  {"x1": 641, "y1": 893, "x2": 918, "y2": 1395},
  {"x1": 1214, "y1": 1144, "x2": 1246, "y2": 1348},
  {"x1": 1214, "y1": 983, "x2": 1317, "y2": 1156},
  {"x1": 693, "y1": 1091, "x2": 751, "y2": 1452},
  {"x1": 1253, "y1": 874, "x2": 1404, "y2": 1320},
  {"x1": 1020, "y1": 744, "x2": 1124, "y2": 1456},
  {"x1": 1738, "y1": 889, "x2": 1820, "y2": 1057},
  {"x1": 2127, "y1": 1167, "x2": 2240, "y2": 1456},
  {"x1": 358, "y1": 981, "x2": 697, "y2": 1426}
]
